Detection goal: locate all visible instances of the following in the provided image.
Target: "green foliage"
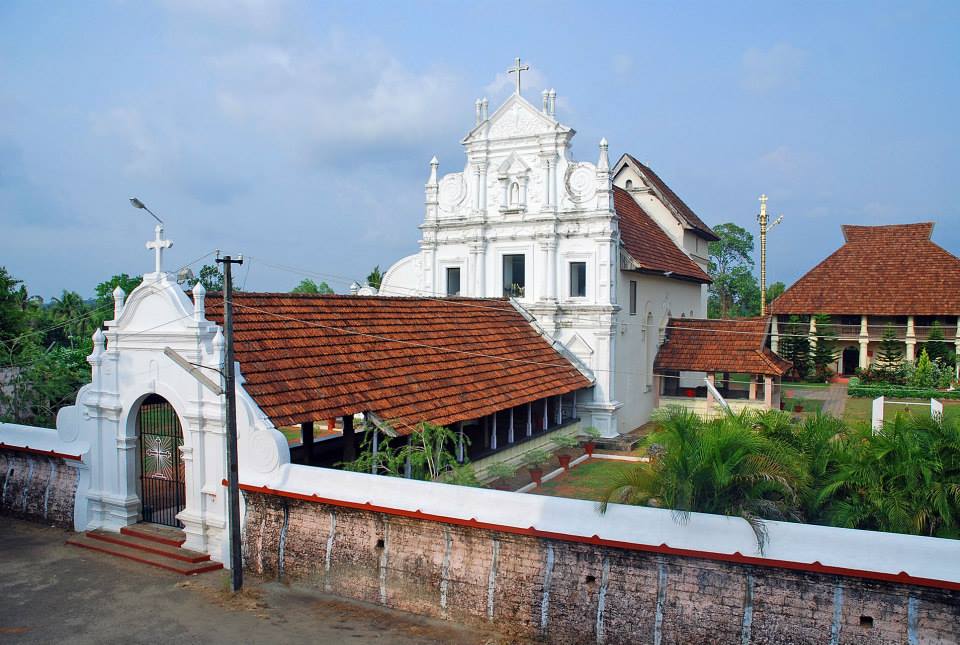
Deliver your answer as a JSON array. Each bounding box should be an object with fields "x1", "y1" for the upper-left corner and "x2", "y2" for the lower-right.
[
  {"x1": 441, "y1": 464, "x2": 481, "y2": 487},
  {"x1": 777, "y1": 315, "x2": 811, "y2": 379},
  {"x1": 598, "y1": 406, "x2": 960, "y2": 545},
  {"x1": 707, "y1": 223, "x2": 777, "y2": 319},
  {"x1": 522, "y1": 449, "x2": 549, "y2": 468},
  {"x1": 911, "y1": 349, "x2": 937, "y2": 389},
  {"x1": 197, "y1": 264, "x2": 223, "y2": 292},
  {"x1": 366, "y1": 265, "x2": 383, "y2": 290},
  {"x1": 817, "y1": 414, "x2": 960, "y2": 537},
  {"x1": 339, "y1": 421, "x2": 467, "y2": 482},
  {"x1": 875, "y1": 324, "x2": 905, "y2": 381},
  {"x1": 600, "y1": 407, "x2": 806, "y2": 549},
  {"x1": 582, "y1": 426, "x2": 602, "y2": 441},
  {"x1": 291, "y1": 278, "x2": 335, "y2": 295},
  {"x1": 91, "y1": 273, "x2": 142, "y2": 330},
  {"x1": 0, "y1": 267, "x2": 28, "y2": 348},
  {"x1": 0, "y1": 344, "x2": 89, "y2": 426},
  {"x1": 485, "y1": 461, "x2": 516, "y2": 480},
  {"x1": 848, "y1": 382, "x2": 960, "y2": 400},
  {"x1": 811, "y1": 314, "x2": 839, "y2": 380},
  {"x1": 551, "y1": 434, "x2": 579, "y2": 449},
  {"x1": 922, "y1": 320, "x2": 954, "y2": 367}
]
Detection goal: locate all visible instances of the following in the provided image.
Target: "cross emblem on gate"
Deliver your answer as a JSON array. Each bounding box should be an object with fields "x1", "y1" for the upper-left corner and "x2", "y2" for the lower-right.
[
  {"x1": 146, "y1": 224, "x2": 173, "y2": 274},
  {"x1": 145, "y1": 436, "x2": 172, "y2": 479},
  {"x1": 508, "y1": 57, "x2": 530, "y2": 94}
]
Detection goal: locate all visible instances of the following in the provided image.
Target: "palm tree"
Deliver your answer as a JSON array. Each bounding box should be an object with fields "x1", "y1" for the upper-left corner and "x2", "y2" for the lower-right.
[
  {"x1": 600, "y1": 407, "x2": 806, "y2": 550},
  {"x1": 817, "y1": 414, "x2": 960, "y2": 537},
  {"x1": 49, "y1": 290, "x2": 91, "y2": 343}
]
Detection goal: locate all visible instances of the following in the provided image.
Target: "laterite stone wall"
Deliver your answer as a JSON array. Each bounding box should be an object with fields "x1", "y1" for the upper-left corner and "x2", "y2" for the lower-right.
[
  {"x1": 0, "y1": 449, "x2": 77, "y2": 528},
  {"x1": 242, "y1": 491, "x2": 960, "y2": 645}
]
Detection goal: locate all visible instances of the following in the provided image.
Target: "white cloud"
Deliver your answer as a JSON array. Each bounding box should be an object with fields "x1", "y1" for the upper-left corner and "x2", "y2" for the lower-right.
[
  {"x1": 612, "y1": 53, "x2": 633, "y2": 77},
  {"x1": 210, "y1": 38, "x2": 465, "y2": 159},
  {"x1": 90, "y1": 107, "x2": 174, "y2": 176},
  {"x1": 741, "y1": 43, "x2": 807, "y2": 93}
]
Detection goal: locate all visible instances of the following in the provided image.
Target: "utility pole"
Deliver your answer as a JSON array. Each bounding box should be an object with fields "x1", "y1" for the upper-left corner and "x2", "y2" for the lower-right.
[
  {"x1": 757, "y1": 194, "x2": 783, "y2": 316},
  {"x1": 216, "y1": 254, "x2": 244, "y2": 592}
]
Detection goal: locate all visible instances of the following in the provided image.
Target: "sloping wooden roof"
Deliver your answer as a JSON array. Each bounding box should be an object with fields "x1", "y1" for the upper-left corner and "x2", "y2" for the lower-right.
[
  {"x1": 204, "y1": 293, "x2": 591, "y2": 433},
  {"x1": 770, "y1": 223, "x2": 960, "y2": 316},
  {"x1": 623, "y1": 154, "x2": 719, "y2": 241},
  {"x1": 614, "y1": 186, "x2": 712, "y2": 284},
  {"x1": 654, "y1": 317, "x2": 791, "y2": 376}
]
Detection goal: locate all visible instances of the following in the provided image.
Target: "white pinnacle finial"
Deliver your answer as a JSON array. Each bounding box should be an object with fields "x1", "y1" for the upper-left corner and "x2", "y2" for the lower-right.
[
  {"x1": 598, "y1": 137, "x2": 609, "y2": 171},
  {"x1": 192, "y1": 281, "x2": 206, "y2": 321},
  {"x1": 145, "y1": 224, "x2": 173, "y2": 275},
  {"x1": 112, "y1": 285, "x2": 126, "y2": 320},
  {"x1": 90, "y1": 328, "x2": 105, "y2": 359},
  {"x1": 428, "y1": 156, "x2": 439, "y2": 185}
]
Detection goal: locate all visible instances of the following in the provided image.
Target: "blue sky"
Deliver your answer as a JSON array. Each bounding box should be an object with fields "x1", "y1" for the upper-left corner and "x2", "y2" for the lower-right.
[{"x1": 2, "y1": 0, "x2": 958, "y2": 298}]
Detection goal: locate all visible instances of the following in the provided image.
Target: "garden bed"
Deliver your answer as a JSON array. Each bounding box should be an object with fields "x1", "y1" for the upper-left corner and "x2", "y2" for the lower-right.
[{"x1": 530, "y1": 459, "x2": 637, "y2": 502}]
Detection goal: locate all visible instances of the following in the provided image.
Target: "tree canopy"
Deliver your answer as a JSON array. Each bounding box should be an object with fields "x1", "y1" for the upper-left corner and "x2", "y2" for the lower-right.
[{"x1": 291, "y1": 278, "x2": 334, "y2": 295}]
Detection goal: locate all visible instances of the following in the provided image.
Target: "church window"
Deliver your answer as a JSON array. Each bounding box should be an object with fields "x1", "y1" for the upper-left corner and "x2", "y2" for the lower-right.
[
  {"x1": 570, "y1": 262, "x2": 586, "y2": 298},
  {"x1": 446, "y1": 267, "x2": 461, "y2": 296},
  {"x1": 629, "y1": 280, "x2": 637, "y2": 315},
  {"x1": 625, "y1": 179, "x2": 633, "y2": 190},
  {"x1": 502, "y1": 254, "x2": 525, "y2": 297},
  {"x1": 509, "y1": 182, "x2": 520, "y2": 206}
]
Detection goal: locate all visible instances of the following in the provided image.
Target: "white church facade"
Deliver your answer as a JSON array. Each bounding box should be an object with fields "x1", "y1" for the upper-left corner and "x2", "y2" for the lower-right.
[{"x1": 381, "y1": 73, "x2": 717, "y2": 436}]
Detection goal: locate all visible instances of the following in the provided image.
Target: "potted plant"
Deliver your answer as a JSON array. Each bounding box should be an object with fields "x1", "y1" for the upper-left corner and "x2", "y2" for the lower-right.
[
  {"x1": 551, "y1": 435, "x2": 579, "y2": 470},
  {"x1": 485, "y1": 461, "x2": 516, "y2": 490},
  {"x1": 792, "y1": 397, "x2": 805, "y2": 413},
  {"x1": 523, "y1": 449, "x2": 549, "y2": 486},
  {"x1": 581, "y1": 426, "x2": 602, "y2": 457}
]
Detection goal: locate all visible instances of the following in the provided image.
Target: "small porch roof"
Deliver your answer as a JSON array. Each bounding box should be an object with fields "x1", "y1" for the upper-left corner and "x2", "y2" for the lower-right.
[{"x1": 653, "y1": 317, "x2": 792, "y2": 377}]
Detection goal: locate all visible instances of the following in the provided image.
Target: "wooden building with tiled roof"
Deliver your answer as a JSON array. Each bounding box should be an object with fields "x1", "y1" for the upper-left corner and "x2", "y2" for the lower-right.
[
  {"x1": 653, "y1": 317, "x2": 790, "y2": 415},
  {"x1": 205, "y1": 293, "x2": 593, "y2": 466},
  {"x1": 769, "y1": 223, "x2": 960, "y2": 375}
]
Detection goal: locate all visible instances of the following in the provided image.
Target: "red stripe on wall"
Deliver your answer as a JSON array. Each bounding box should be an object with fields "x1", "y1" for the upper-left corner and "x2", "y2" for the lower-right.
[
  {"x1": 0, "y1": 442, "x2": 83, "y2": 461},
  {"x1": 230, "y1": 480, "x2": 960, "y2": 593}
]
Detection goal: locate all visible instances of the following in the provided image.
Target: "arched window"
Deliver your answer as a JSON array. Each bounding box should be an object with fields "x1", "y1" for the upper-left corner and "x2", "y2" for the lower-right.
[
  {"x1": 509, "y1": 182, "x2": 519, "y2": 206},
  {"x1": 625, "y1": 179, "x2": 633, "y2": 190}
]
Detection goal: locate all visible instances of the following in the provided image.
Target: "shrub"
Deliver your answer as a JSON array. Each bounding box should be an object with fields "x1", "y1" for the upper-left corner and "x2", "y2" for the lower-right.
[
  {"x1": 522, "y1": 449, "x2": 549, "y2": 468},
  {"x1": 485, "y1": 461, "x2": 516, "y2": 480},
  {"x1": 582, "y1": 426, "x2": 602, "y2": 441},
  {"x1": 552, "y1": 434, "x2": 579, "y2": 450},
  {"x1": 848, "y1": 382, "x2": 960, "y2": 400}
]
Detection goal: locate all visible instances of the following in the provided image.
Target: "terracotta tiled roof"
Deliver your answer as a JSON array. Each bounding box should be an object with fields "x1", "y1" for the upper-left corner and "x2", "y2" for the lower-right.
[
  {"x1": 204, "y1": 294, "x2": 591, "y2": 433},
  {"x1": 770, "y1": 223, "x2": 960, "y2": 316},
  {"x1": 615, "y1": 186, "x2": 712, "y2": 283},
  {"x1": 654, "y1": 317, "x2": 791, "y2": 376},
  {"x1": 624, "y1": 154, "x2": 719, "y2": 241}
]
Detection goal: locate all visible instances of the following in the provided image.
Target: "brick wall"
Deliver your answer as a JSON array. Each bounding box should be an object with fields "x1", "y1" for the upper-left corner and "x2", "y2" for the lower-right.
[
  {"x1": 0, "y1": 448, "x2": 77, "y2": 528},
  {"x1": 242, "y1": 491, "x2": 959, "y2": 644}
]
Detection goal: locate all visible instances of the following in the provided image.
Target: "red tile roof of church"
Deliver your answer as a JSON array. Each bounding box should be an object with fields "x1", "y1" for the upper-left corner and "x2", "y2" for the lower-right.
[
  {"x1": 623, "y1": 154, "x2": 719, "y2": 241},
  {"x1": 614, "y1": 186, "x2": 712, "y2": 283},
  {"x1": 204, "y1": 294, "x2": 591, "y2": 433},
  {"x1": 654, "y1": 317, "x2": 791, "y2": 376},
  {"x1": 770, "y1": 223, "x2": 960, "y2": 316}
]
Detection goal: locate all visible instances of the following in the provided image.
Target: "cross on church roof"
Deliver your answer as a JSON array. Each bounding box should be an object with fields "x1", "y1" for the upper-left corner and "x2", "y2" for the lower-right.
[
  {"x1": 507, "y1": 57, "x2": 530, "y2": 94},
  {"x1": 146, "y1": 224, "x2": 173, "y2": 274}
]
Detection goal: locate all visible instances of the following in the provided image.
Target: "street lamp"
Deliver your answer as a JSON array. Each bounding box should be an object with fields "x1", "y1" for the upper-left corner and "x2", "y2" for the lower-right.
[
  {"x1": 129, "y1": 197, "x2": 163, "y2": 224},
  {"x1": 757, "y1": 194, "x2": 783, "y2": 316}
]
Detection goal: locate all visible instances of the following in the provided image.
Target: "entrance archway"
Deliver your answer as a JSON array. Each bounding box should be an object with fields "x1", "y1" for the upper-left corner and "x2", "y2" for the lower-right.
[
  {"x1": 841, "y1": 347, "x2": 860, "y2": 376},
  {"x1": 137, "y1": 394, "x2": 186, "y2": 527}
]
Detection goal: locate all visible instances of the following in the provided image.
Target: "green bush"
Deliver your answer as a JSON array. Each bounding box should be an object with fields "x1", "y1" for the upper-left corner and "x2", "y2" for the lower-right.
[{"x1": 848, "y1": 382, "x2": 960, "y2": 400}]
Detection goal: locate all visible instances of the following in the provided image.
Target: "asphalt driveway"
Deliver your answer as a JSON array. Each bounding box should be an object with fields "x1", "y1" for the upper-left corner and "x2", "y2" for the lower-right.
[{"x1": 0, "y1": 519, "x2": 503, "y2": 645}]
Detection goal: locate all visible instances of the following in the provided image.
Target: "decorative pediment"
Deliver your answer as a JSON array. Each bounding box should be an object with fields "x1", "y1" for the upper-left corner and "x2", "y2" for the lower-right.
[
  {"x1": 565, "y1": 332, "x2": 595, "y2": 361},
  {"x1": 497, "y1": 151, "x2": 532, "y2": 176},
  {"x1": 462, "y1": 93, "x2": 569, "y2": 143}
]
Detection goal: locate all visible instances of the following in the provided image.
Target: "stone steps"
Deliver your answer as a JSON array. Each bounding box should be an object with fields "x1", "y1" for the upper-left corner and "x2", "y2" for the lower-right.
[{"x1": 66, "y1": 523, "x2": 222, "y2": 575}]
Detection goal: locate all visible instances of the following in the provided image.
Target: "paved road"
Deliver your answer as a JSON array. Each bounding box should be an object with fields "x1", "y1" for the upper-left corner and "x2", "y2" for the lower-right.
[{"x1": 0, "y1": 520, "x2": 504, "y2": 645}]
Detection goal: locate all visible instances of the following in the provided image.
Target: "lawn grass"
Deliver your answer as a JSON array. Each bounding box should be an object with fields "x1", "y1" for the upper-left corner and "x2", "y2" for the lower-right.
[
  {"x1": 782, "y1": 396, "x2": 825, "y2": 414},
  {"x1": 531, "y1": 459, "x2": 637, "y2": 502},
  {"x1": 278, "y1": 426, "x2": 302, "y2": 445},
  {"x1": 842, "y1": 397, "x2": 960, "y2": 425}
]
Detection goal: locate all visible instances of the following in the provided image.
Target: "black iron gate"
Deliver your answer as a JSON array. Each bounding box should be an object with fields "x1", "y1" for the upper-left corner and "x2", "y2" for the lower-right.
[{"x1": 137, "y1": 394, "x2": 186, "y2": 527}]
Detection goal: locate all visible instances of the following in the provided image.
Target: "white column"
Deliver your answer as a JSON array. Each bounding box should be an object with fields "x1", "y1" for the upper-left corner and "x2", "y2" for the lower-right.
[
  {"x1": 535, "y1": 241, "x2": 548, "y2": 302},
  {"x1": 809, "y1": 316, "x2": 817, "y2": 351},
  {"x1": 570, "y1": 393, "x2": 577, "y2": 420},
  {"x1": 555, "y1": 396, "x2": 562, "y2": 424},
  {"x1": 371, "y1": 430, "x2": 379, "y2": 475},
  {"x1": 457, "y1": 422, "x2": 464, "y2": 463},
  {"x1": 770, "y1": 315, "x2": 779, "y2": 353},
  {"x1": 542, "y1": 157, "x2": 553, "y2": 208},
  {"x1": 764, "y1": 377, "x2": 774, "y2": 408},
  {"x1": 545, "y1": 240, "x2": 557, "y2": 301},
  {"x1": 473, "y1": 164, "x2": 481, "y2": 211},
  {"x1": 507, "y1": 409, "x2": 514, "y2": 444},
  {"x1": 906, "y1": 315, "x2": 916, "y2": 361},
  {"x1": 859, "y1": 314, "x2": 870, "y2": 369},
  {"x1": 519, "y1": 175, "x2": 528, "y2": 208},
  {"x1": 467, "y1": 245, "x2": 478, "y2": 297},
  {"x1": 706, "y1": 373, "x2": 715, "y2": 406},
  {"x1": 543, "y1": 398, "x2": 549, "y2": 431},
  {"x1": 490, "y1": 413, "x2": 497, "y2": 451},
  {"x1": 499, "y1": 177, "x2": 508, "y2": 210},
  {"x1": 526, "y1": 403, "x2": 532, "y2": 437},
  {"x1": 479, "y1": 163, "x2": 488, "y2": 210}
]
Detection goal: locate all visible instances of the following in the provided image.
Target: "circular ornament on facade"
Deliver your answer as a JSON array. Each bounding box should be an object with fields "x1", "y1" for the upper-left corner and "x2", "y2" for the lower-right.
[
  {"x1": 438, "y1": 174, "x2": 466, "y2": 211},
  {"x1": 565, "y1": 164, "x2": 597, "y2": 204},
  {"x1": 249, "y1": 430, "x2": 281, "y2": 473}
]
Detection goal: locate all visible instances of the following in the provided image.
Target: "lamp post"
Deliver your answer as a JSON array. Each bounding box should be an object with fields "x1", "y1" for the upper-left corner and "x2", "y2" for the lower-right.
[{"x1": 757, "y1": 194, "x2": 783, "y2": 316}]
